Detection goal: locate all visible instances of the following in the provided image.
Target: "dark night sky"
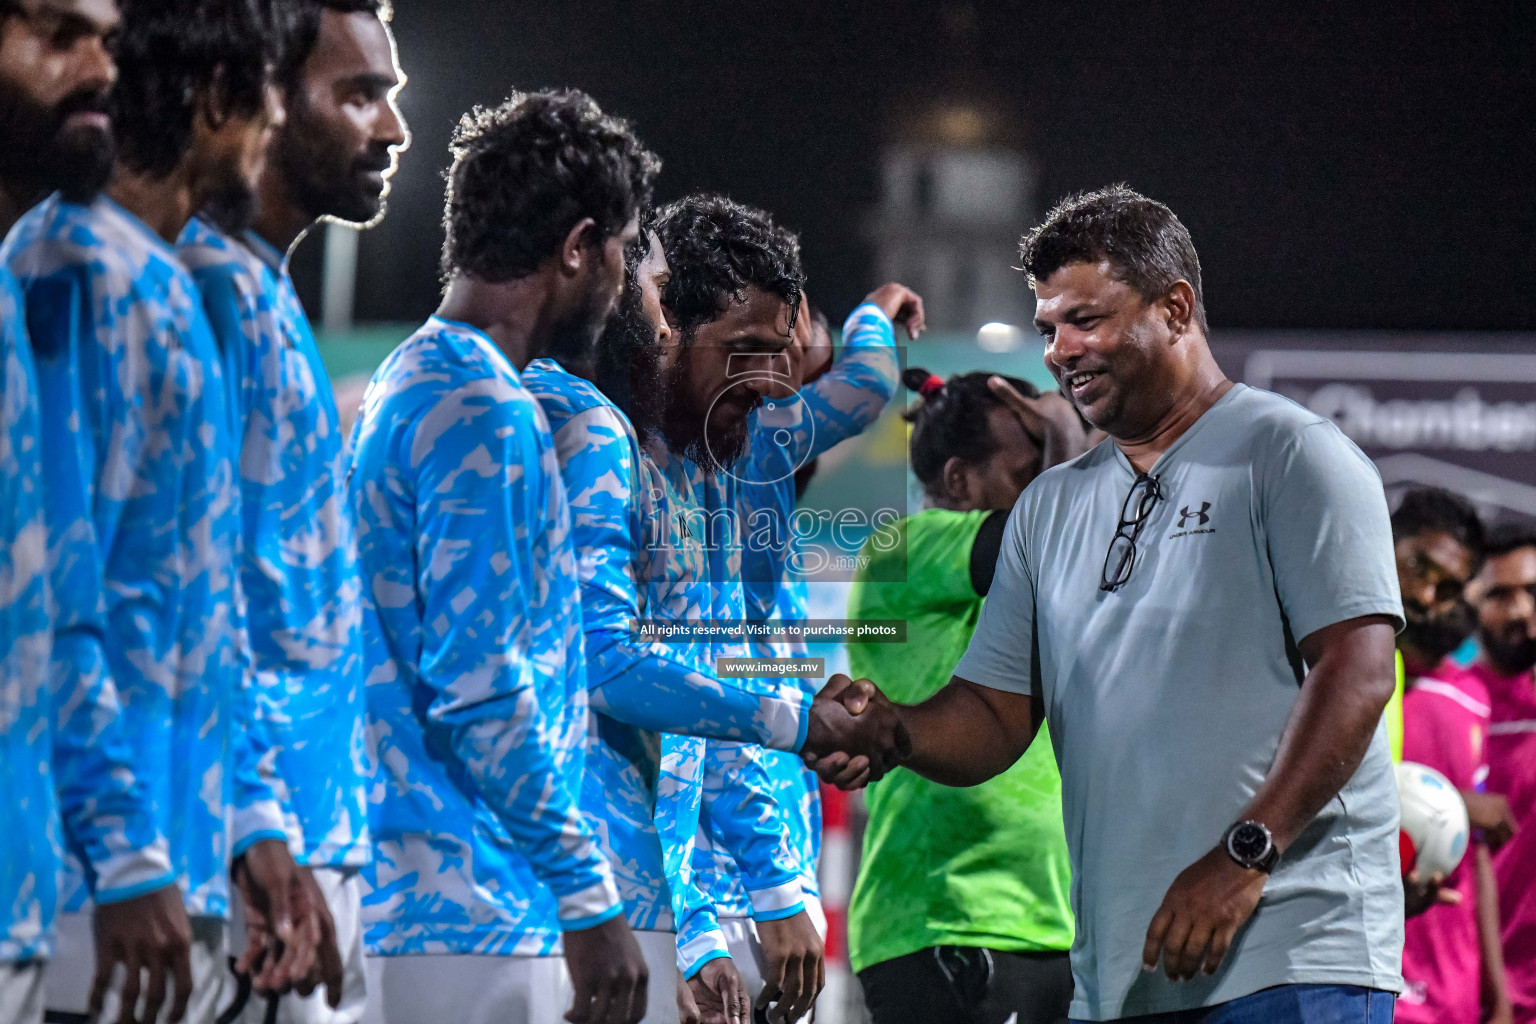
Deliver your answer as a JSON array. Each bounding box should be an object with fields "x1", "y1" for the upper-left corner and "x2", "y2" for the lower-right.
[{"x1": 312, "y1": 1, "x2": 1536, "y2": 332}]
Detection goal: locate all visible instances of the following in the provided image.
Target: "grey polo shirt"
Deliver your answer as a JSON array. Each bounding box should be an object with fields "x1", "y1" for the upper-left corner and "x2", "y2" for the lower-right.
[{"x1": 955, "y1": 384, "x2": 1405, "y2": 1021}]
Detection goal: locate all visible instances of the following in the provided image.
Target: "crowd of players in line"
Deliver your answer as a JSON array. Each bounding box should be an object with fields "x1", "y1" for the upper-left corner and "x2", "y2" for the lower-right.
[{"x1": 0, "y1": 0, "x2": 940, "y2": 1022}]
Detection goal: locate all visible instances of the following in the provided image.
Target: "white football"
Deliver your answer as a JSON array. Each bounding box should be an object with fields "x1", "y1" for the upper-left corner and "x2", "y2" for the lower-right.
[{"x1": 1396, "y1": 761, "x2": 1470, "y2": 879}]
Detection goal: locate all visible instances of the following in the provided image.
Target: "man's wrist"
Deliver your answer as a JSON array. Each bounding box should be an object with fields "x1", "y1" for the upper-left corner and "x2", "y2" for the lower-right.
[{"x1": 1222, "y1": 820, "x2": 1280, "y2": 873}]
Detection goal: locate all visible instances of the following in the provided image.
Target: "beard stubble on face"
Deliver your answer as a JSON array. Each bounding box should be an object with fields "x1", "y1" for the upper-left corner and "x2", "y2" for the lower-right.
[
  {"x1": 0, "y1": 83, "x2": 115, "y2": 203},
  {"x1": 272, "y1": 91, "x2": 392, "y2": 226},
  {"x1": 591, "y1": 288, "x2": 666, "y2": 443},
  {"x1": 1056, "y1": 316, "x2": 1172, "y2": 439},
  {"x1": 199, "y1": 148, "x2": 261, "y2": 234},
  {"x1": 1401, "y1": 599, "x2": 1478, "y2": 670},
  {"x1": 657, "y1": 341, "x2": 755, "y2": 474},
  {"x1": 1479, "y1": 622, "x2": 1536, "y2": 677},
  {"x1": 540, "y1": 258, "x2": 621, "y2": 371}
]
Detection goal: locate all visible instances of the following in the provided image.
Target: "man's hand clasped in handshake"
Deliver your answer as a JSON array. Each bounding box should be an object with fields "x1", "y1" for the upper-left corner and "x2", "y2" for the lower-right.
[{"x1": 800, "y1": 674, "x2": 909, "y2": 789}]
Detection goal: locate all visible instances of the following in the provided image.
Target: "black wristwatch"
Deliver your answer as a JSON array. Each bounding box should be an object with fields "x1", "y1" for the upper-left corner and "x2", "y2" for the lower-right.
[{"x1": 1223, "y1": 820, "x2": 1280, "y2": 873}]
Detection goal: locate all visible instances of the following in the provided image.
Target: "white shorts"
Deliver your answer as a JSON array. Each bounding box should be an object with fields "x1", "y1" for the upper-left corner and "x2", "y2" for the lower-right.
[
  {"x1": 221, "y1": 867, "x2": 367, "y2": 1024},
  {"x1": 46, "y1": 910, "x2": 228, "y2": 1024},
  {"x1": 634, "y1": 930, "x2": 681, "y2": 1023},
  {"x1": 360, "y1": 954, "x2": 571, "y2": 1024},
  {"x1": 0, "y1": 961, "x2": 44, "y2": 1024}
]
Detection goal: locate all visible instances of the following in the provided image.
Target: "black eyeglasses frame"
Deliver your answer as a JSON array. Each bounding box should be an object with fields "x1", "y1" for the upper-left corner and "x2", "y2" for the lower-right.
[{"x1": 1100, "y1": 472, "x2": 1163, "y2": 592}]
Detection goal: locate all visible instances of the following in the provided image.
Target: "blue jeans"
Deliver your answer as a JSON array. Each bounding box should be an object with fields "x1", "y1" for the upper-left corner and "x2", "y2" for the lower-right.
[{"x1": 1073, "y1": 984, "x2": 1396, "y2": 1023}]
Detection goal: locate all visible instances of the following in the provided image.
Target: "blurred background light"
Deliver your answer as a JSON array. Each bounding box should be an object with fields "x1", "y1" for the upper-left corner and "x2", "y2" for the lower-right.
[{"x1": 977, "y1": 322, "x2": 1026, "y2": 352}]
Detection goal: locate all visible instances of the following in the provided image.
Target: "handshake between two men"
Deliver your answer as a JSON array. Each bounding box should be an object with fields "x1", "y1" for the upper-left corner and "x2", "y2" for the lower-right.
[{"x1": 800, "y1": 675, "x2": 911, "y2": 790}]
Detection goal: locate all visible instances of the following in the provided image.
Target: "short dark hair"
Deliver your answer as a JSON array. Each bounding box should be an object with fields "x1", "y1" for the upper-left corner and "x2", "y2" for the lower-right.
[
  {"x1": 1392, "y1": 487, "x2": 1485, "y2": 562},
  {"x1": 440, "y1": 89, "x2": 659, "y2": 284},
  {"x1": 1484, "y1": 523, "x2": 1536, "y2": 560},
  {"x1": 656, "y1": 194, "x2": 804, "y2": 339},
  {"x1": 113, "y1": 0, "x2": 276, "y2": 178},
  {"x1": 901, "y1": 367, "x2": 1039, "y2": 497},
  {"x1": 1020, "y1": 184, "x2": 1208, "y2": 333},
  {"x1": 269, "y1": 0, "x2": 390, "y2": 95}
]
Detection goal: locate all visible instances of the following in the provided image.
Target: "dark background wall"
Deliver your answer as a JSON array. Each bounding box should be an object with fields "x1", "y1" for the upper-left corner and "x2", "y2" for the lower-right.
[{"x1": 299, "y1": 0, "x2": 1536, "y2": 332}]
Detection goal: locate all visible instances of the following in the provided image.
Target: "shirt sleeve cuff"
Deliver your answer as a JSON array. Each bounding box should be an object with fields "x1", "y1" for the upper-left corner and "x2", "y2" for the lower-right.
[
  {"x1": 92, "y1": 846, "x2": 177, "y2": 907},
  {"x1": 842, "y1": 303, "x2": 895, "y2": 346},
  {"x1": 776, "y1": 689, "x2": 814, "y2": 753},
  {"x1": 677, "y1": 926, "x2": 732, "y2": 979},
  {"x1": 230, "y1": 798, "x2": 291, "y2": 859},
  {"x1": 748, "y1": 878, "x2": 806, "y2": 922},
  {"x1": 555, "y1": 875, "x2": 625, "y2": 930}
]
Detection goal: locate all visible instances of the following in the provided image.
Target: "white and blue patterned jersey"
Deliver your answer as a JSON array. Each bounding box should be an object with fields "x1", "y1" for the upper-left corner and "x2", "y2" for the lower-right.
[
  {"x1": 0, "y1": 266, "x2": 62, "y2": 962},
  {"x1": 178, "y1": 218, "x2": 369, "y2": 870},
  {"x1": 522, "y1": 358, "x2": 812, "y2": 976},
  {"x1": 641, "y1": 445, "x2": 810, "y2": 927},
  {"x1": 350, "y1": 318, "x2": 621, "y2": 956},
  {"x1": 690, "y1": 301, "x2": 899, "y2": 917},
  {"x1": 749, "y1": 577, "x2": 822, "y2": 900},
  {"x1": 6, "y1": 196, "x2": 285, "y2": 919}
]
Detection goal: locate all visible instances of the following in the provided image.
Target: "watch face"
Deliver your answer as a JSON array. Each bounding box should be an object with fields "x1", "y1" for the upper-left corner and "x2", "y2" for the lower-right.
[{"x1": 1230, "y1": 823, "x2": 1270, "y2": 862}]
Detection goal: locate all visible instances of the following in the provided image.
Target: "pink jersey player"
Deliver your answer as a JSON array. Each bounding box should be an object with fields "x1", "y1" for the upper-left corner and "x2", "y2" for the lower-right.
[
  {"x1": 1398, "y1": 665, "x2": 1494, "y2": 1024},
  {"x1": 1469, "y1": 658, "x2": 1536, "y2": 1023}
]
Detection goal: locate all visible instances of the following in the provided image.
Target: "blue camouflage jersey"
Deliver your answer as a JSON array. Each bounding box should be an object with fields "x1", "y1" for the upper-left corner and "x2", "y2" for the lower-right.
[
  {"x1": 691, "y1": 301, "x2": 899, "y2": 919},
  {"x1": 641, "y1": 445, "x2": 810, "y2": 932},
  {"x1": 748, "y1": 577, "x2": 822, "y2": 903},
  {"x1": 0, "y1": 266, "x2": 61, "y2": 962},
  {"x1": 178, "y1": 218, "x2": 369, "y2": 869},
  {"x1": 350, "y1": 318, "x2": 621, "y2": 956},
  {"x1": 522, "y1": 358, "x2": 811, "y2": 976},
  {"x1": 5, "y1": 196, "x2": 285, "y2": 919},
  {"x1": 637, "y1": 453, "x2": 758, "y2": 974}
]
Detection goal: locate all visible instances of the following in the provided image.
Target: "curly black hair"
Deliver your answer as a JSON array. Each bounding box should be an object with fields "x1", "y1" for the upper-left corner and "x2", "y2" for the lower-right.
[
  {"x1": 1392, "y1": 486, "x2": 1485, "y2": 565},
  {"x1": 440, "y1": 89, "x2": 659, "y2": 285},
  {"x1": 1020, "y1": 184, "x2": 1208, "y2": 334},
  {"x1": 267, "y1": 0, "x2": 390, "y2": 95},
  {"x1": 655, "y1": 193, "x2": 804, "y2": 339},
  {"x1": 901, "y1": 367, "x2": 1038, "y2": 498},
  {"x1": 112, "y1": 0, "x2": 276, "y2": 178}
]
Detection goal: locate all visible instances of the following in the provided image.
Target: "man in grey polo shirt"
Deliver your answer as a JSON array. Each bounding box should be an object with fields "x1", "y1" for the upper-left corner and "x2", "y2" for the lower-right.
[{"x1": 810, "y1": 185, "x2": 1405, "y2": 1023}]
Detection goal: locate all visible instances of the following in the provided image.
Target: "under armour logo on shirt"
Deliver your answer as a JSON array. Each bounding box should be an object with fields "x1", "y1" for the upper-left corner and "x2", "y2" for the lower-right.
[{"x1": 1178, "y1": 502, "x2": 1211, "y2": 528}]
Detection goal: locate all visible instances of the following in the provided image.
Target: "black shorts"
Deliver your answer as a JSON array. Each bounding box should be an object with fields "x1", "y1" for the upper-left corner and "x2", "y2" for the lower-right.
[{"x1": 859, "y1": 946, "x2": 1073, "y2": 1024}]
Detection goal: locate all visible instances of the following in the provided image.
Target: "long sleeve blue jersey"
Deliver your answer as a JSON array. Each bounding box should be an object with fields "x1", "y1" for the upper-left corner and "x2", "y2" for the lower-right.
[
  {"x1": 0, "y1": 265, "x2": 62, "y2": 962},
  {"x1": 177, "y1": 218, "x2": 369, "y2": 869},
  {"x1": 6, "y1": 196, "x2": 286, "y2": 918},
  {"x1": 522, "y1": 358, "x2": 812, "y2": 976},
  {"x1": 745, "y1": 577, "x2": 822, "y2": 900},
  {"x1": 350, "y1": 318, "x2": 620, "y2": 956},
  {"x1": 687, "y1": 302, "x2": 899, "y2": 918},
  {"x1": 641, "y1": 445, "x2": 810, "y2": 928}
]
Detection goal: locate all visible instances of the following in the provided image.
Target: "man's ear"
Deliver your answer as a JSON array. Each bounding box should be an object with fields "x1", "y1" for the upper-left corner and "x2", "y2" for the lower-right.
[
  {"x1": 1163, "y1": 280, "x2": 1196, "y2": 339},
  {"x1": 559, "y1": 217, "x2": 598, "y2": 278},
  {"x1": 197, "y1": 65, "x2": 233, "y2": 132}
]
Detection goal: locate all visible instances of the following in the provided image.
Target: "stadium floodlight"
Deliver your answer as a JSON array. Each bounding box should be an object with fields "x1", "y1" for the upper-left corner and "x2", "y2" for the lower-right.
[{"x1": 977, "y1": 321, "x2": 1024, "y2": 353}]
